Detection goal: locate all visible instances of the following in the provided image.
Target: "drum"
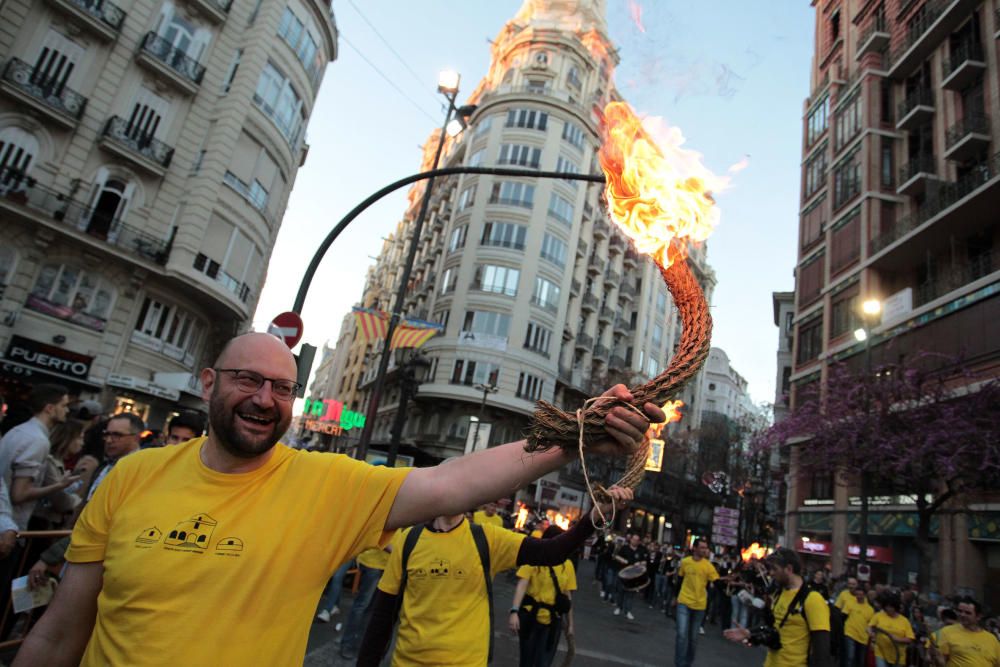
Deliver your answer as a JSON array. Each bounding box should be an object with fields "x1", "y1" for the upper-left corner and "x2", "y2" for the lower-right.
[{"x1": 618, "y1": 563, "x2": 650, "y2": 591}]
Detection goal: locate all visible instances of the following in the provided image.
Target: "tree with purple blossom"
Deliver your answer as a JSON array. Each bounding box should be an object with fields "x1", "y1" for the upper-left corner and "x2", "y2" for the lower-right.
[{"x1": 753, "y1": 355, "x2": 1000, "y2": 591}]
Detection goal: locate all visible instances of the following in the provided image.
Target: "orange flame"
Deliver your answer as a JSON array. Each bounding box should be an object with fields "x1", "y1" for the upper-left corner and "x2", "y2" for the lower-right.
[
  {"x1": 648, "y1": 400, "x2": 684, "y2": 439},
  {"x1": 741, "y1": 542, "x2": 769, "y2": 562},
  {"x1": 553, "y1": 512, "x2": 571, "y2": 531},
  {"x1": 514, "y1": 505, "x2": 529, "y2": 531},
  {"x1": 598, "y1": 101, "x2": 723, "y2": 268}
]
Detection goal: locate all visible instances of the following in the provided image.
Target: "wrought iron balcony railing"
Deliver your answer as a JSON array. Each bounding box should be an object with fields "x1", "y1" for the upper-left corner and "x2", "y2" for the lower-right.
[
  {"x1": 1, "y1": 58, "x2": 87, "y2": 121},
  {"x1": 102, "y1": 116, "x2": 174, "y2": 169},
  {"x1": 139, "y1": 32, "x2": 206, "y2": 85},
  {"x1": 64, "y1": 0, "x2": 126, "y2": 32}
]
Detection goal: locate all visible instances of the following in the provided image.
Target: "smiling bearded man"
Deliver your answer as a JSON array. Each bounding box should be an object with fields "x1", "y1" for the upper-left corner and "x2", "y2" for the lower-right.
[{"x1": 15, "y1": 332, "x2": 664, "y2": 667}]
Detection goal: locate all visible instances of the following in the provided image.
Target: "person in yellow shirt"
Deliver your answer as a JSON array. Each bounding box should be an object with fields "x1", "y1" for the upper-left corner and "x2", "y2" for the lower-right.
[
  {"x1": 14, "y1": 333, "x2": 662, "y2": 667},
  {"x1": 359, "y1": 487, "x2": 631, "y2": 666},
  {"x1": 932, "y1": 597, "x2": 1000, "y2": 667},
  {"x1": 724, "y1": 547, "x2": 833, "y2": 667},
  {"x1": 868, "y1": 590, "x2": 914, "y2": 666},
  {"x1": 473, "y1": 501, "x2": 504, "y2": 528},
  {"x1": 843, "y1": 585, "x2": 875, "y2": 666},
  {"x1": 834, "y1": 577, "x2": 859, "y2": 614},
  {"x1": 673, "y1": 539, "x2": 721, "y2": 666},
  {"x1": 509, "y1": 525, "x2": 577, "y2": 667}
]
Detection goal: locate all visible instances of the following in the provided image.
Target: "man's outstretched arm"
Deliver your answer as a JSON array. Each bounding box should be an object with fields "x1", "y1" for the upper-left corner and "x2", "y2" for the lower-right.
[
  {"x1": 14, "y1": 562, "x2": 103, "y2": 666},
  {"x1": 386, "y1": 385, "x2": 663, "y2": 530}
]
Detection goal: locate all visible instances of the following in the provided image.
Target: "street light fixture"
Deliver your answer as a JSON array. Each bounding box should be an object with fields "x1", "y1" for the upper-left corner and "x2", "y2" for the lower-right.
[
  {"x1": 856, "y1": 297, "x2": 881, "y2": 571},
  {"x1": 470, "y1": 381, "x2": 499, "y2": 453},
  {"x1": 437, "y1": 69, "x2": 460, "y2": 94}
]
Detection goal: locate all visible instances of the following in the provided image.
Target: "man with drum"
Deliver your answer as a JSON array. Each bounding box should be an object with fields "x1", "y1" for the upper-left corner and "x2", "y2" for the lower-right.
[{"x1": 613, "y1": 533, "x2": 648, "y2": 620}]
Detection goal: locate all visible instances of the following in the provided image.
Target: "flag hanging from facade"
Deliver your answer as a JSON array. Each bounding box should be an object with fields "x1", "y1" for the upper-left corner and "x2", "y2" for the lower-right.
[
  {"x1": 352, "y1": 308, "x2": 442, "y2": 350},
  {"x1": 390, "y1": 322, "x2": 441, "y2": 350},
  {"x1": 352, "y1": 308, "x2": 389, "y2": 342}
]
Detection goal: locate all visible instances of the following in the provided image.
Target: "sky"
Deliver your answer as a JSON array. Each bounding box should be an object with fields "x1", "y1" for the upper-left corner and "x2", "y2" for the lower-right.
[{"x1": 253, "y1": 0, "x2": 816, "y2": 407}]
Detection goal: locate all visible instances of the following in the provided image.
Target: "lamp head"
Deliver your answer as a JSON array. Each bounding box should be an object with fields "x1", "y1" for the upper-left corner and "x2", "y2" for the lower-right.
[
  {"x1": 854, "y1": 328, "x2": 868, "y2": 342},
  {"x1": 437, "y1": 70, "x2": 460, "y2": 95},
  {"x1": 861, "y1": 299, "x2": 881, "y2": 316},
  {"x1": 445, "y1": 118, "x2": 465, "y2": 137}
]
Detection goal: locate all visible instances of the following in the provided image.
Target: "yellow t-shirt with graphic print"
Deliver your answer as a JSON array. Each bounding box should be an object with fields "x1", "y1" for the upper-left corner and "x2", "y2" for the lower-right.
[
  {"x1": 66, "y1": 438, "x2": 409, "y2": 667},
  {"x1": 763, "y1": 587, "x2": 831, "y2": 667},
  {"x1": 379, "y1": 519, "x2": 525, "y2": 666},
  {"x1": 936, "y1": 624, "x2": 1000, "y2": 667},
  {"x1": 677, "y1": 556, "x2": 719, "y2": 610},
  {"x1": 869, "y1": 610, "x2": 915, "y2": 665},
  {"x1": 516, "y1": 560, "x2": 577, "y2": 625}
]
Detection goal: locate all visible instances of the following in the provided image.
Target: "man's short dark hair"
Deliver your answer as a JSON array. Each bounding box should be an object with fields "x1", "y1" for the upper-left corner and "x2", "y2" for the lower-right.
[
  {"x1": 168, "y1": 411, "x2": 205, "y2": 436},
  {"x1": 940, "y1": 607, "x2": 958, "y2": 622},
  {"x1": 693, "y1": 538, "x2": 707, "y2": 548},
  {"x1": 108, "y1": 413, "x2": 145, "y2": 434},
  {"x1": 958, "y1": 597, "x2": 982, "y2": 615},
  {"x1": 765, "y1": 547, "x2": 802, "y2": 574},
  {"x1": 878, "y1": 589, "x2": 901, "y2": 612},
  {"x1": 29, "y1": 383, "x2": 69, "y2": 415}
]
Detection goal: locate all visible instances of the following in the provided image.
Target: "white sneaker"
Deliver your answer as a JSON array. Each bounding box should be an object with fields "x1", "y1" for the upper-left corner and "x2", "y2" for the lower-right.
[
  {"x1": 316, "y1": 609, "x2": 331, "y2": 623},
  {"x1": 699, "y1": 626, "x2": 705, "y2": 635},
  {"x1": 613, "y1": 608, "x2": 621, "y2": 616},
  {"x1": 626, "y1": 612, "x2": 635, "y2": 620},
  {"x1": 330, "y1": 606, "x2": 340, "y2": 616}
]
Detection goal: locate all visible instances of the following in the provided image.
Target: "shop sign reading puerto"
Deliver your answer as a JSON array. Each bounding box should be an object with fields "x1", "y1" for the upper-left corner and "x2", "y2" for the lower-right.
[{"x1": 302, "y1": 397, "x2": 366, "y2": 436}]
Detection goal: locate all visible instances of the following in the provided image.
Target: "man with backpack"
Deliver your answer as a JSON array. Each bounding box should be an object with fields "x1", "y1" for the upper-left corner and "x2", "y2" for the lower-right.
[
  {"x1": 357, "y1": 486, "x2": 633, "y2": 666},
  {"x1": 724, "y1": 547, "x2": 833, "y2": 666}
]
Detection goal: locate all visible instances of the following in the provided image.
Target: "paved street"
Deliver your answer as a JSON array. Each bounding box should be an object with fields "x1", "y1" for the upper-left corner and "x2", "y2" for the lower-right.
[{"x1": 304, "y1": 559, "x2": 762, "y2": 666}]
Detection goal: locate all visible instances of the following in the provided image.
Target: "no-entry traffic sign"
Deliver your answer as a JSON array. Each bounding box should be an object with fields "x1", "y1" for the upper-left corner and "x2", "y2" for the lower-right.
[{"x1": 269, "y1": 311, "x2": 304, "y2": 348}]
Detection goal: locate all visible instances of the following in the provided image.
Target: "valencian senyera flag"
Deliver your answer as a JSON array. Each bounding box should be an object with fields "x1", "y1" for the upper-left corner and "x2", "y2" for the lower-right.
[{"x1": 352, "y1": 308, "x2": 443, "y2": 350}]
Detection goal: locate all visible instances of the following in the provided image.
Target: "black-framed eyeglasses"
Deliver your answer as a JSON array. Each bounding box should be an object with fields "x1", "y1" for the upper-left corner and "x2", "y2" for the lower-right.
[
  {"x1": 103, "y1": 431, "x2": 136, "y2": 440},
  {"x1": 214, "y1": 369, "x2": 301, "y2": 401}
]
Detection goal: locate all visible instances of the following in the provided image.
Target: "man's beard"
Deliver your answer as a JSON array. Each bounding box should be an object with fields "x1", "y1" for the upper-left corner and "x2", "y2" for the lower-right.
[{"x1": 208, "y1": 389, "x2": 290, "y2": 459}]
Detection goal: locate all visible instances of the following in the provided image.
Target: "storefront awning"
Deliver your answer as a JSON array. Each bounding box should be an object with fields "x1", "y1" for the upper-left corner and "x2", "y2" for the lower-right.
[{"x1": 0, "y1": 359, "x2": 102, "y2": 391}]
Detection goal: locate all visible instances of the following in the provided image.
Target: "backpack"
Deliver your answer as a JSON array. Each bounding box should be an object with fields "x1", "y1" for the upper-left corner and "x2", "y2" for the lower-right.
[{"x1": 397, "y1": 522, "x2": 495, "y2": 661}]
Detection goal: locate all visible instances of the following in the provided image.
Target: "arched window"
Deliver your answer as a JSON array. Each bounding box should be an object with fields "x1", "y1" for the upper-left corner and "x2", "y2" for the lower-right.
[
  {"x1": 87, "y1": 178, "x2": 129, "y2": 238},
  {"x1": 28, "y1": 263, "x2": 116, "y2": 331},
  {"x1": 0, "y1": 127, "x2": 39, "y2": 176}
]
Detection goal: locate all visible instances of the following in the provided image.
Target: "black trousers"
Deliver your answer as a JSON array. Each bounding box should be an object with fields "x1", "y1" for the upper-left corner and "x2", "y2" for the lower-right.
[{"x1": 518, "y1": 608, "x2": 562, "y2": 667}]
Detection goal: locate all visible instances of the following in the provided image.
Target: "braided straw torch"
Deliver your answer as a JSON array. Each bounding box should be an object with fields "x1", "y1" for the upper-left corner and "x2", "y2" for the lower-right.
[{"x1": 525, "y1": 101, "x2": 724, "y2": 502}]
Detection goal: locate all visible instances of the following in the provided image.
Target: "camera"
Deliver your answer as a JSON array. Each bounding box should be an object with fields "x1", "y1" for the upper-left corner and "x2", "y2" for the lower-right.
[{"x1": 747, "y1": 625, "x2": 782, "y2": 650}]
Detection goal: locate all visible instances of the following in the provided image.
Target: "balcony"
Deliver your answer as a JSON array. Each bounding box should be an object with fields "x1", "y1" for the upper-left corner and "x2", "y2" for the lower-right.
[
  {"x1": 608, "y1": 235, "x2": 625, "y2": 253},
  {"x1": 915, "y1": 248, "x2": 999, "y2": 307},
  {"x1": 896, "y1": 88, "x2": 934, "y2": 131},
  {"x1": 193, "y1": 253, "x2": 250, "y2": 303},
  {"x1": 45, "y1": 0, "x2": 125, "y2": 41},
  {"x1": 592, "y1": 219, "x2": 610, "y2": 239},
  {"x1": 623, "y1": 248, "x2": 640, "y2": 268},
  {"x1": 576, "y1": 238, "x2": 588, "y2": 258},
  {"x1": 598, "y1": 306, "x2": 614, "y2": 323},
  {"x1": 570, "y1": 278, "x2": 581, "y2": 295},
  {"x1": 588, "y1": 253, "x2": 606, "y2": 274},
  {"x1": 581, "y1": 292, "x2": 598, "y2": 312},
  {"x1": 619, "y1": 282, "x2": 636, "y2": 300},
  {"x1": 185, "y1": 0, "x2": 232, "y2": 23},
  {"x1": 871, "y1": 152, "x2": 1000, "y2": 256},
  {"x1": 613, "y1": 317, "x2": 628, "y2": 335},
  {"x1": 0, "y1": 168, "x2": 170, "y2": 265},
  {"x1": 530, "y1": 296, "x2": 559, "y2": 314},
  {"x1": 136, "y1": 32, "x2": 205, "y2": 95},
  {"x1": 575, "y1": 332, "x2": 593, "y2": 350},
  {"x1": 609, "y1": 355, "x2": 627, "y2": 370},
  {"x1": 856, "y1": 15, "x2": 889, "y2": 60},
  {"x1": 593, "y1": 344, "x2": 610, "y2": 359},
  {"x1": 944, "y1": 114, "x2": 991, "y2": 162},
  {"x1": 99, "y1": 116, "x2": 174, "y2": 176},
  {"x1": 896, "y1": 154, "x2": 938, "y2": 196},
  {"x1": 889, "y1": 0, "x2": 980, "y2": 79},
  {"x1": 941, "y1": 41, "x2": 986, "y2": 91},
  {"x1": 0, "y1": 58, "x2": 87, "y2": 130},
  {"x1": 605, "y1": 269, "x2": 621, "y2": 286}
]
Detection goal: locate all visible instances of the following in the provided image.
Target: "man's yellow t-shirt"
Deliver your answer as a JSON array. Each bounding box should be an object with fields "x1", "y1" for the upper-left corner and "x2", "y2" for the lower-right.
[
  {"x1": 473, "y1": 510, "x2": 503, "y2": 527},
  {"x1": 357, "y1": 546, "x2": 390, "y2": 570},
  {"x1": 937, "y1": 624, "x2": 1000, "y2": 666},
  {"x1": 516, "y1": 560, "x2": 577, "y2": 625},
  {"x1": 676, "y1": 556, "x2": 719, "y2": 610},
  {"x1": 869, "y1": 610, "x2": 915, "y2": 665},
  {"x1": 834, "y1": 588, "x2": 855, "y2": 612},
  {"x1": 843, "y1": 598, "x2": 875, "y2": 644},
  {"x1": 763, "y1": 587, "x2": 831, "y2": 667},
  {"x1": 66, "y1": 438, "x2": 409, "y2": 667},
  {"x1": 379, "y1": 519, "x2": 525, "y2": 666}
]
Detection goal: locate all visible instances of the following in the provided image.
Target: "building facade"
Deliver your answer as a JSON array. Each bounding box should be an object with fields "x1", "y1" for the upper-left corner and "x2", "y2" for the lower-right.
[
  {"x1": 787, "y1": 0, "x2": 999, "y2": 596},
  {"x1": 0, "y1": 0, "x2": 337, "y2": 427},
  {"x1": 310, "y1": 0, "x2": 717, "y2": 536}
]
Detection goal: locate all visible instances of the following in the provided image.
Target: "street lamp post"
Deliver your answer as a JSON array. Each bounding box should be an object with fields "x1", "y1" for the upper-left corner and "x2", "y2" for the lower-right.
[
  {"x1": 356, "y1": 70, "x2": 472, "y2": 463},
  {"x1": 853, "y1": 297, "x2": 881, "y2": 572},
  {"x1": 470, "y1": 381, "x2": 498, "y2": 453}
]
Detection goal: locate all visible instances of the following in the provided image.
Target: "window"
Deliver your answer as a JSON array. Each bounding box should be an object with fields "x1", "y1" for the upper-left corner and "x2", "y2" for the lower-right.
[
  {"x1": 473, "y1": 114, "x2": 492, "y2": 137},
  {"x1": 805, "y1": 148, "x2": 827, "y2": 198},
  {"x1": 798, "y1": 254, "x2": 824, "y2": 305},
  {"x1": 451, "y1": 359, "x2": 500, "y2": 386},
  {"x1": 489, "y1": 181, "x2": 535, "y2": 208},
  {"x1": 834, "y1": 92, "x2": 862, "y2": 152},
  {"x1": 28, "y1": 264, "x2": 115, "y2": 331},
  {"x1": 458, "y1": 184, "x2": 477, "y2": 211},
  {"x1": 532, "y1": 276, "x2": 560, "y2": 312},
  {"x1": 829, "y1": 286, "x2": 859, "y2": 338},
  {"x1": 524, "y1": 321, "x2": 552, "y2": 356},
  {"x1": 154, "y1": 8, "x2": 207, "y2": 63},
  {"x1": 562, "y1": 121, "x2": 586, "y2": 149},
  {"x1": 505, "y1": 108, "x2": 548, "y2": 131},
  {"x1": 555, "y1": 155, "x2": 580, "y2": 188},
  {"x1": 221, "y1": 48, "x2": 242, "y2": 93},
  {"x1": 481, "y1": 222, "x2": 526, "y2": 250},
  {"x1": 652, "y1": 323, "x2": 663, "y2": 348},
  {"x1": 498, "y1": 144, "x2": 541, "y2": 168},
  {"x1": 540, "y1": 233, "x2": 567, "y2": 266},
  {"x1": 566, "y1": 65, "x2": 582, "y2": 90},
  {"x1": 224, "y1": 171, "x2": 268, "y2": 213},
  {"x1": 434, "y1": 310, "x2": 450, "y2": 328},
  {"x1": 84, "y1": 174, "x2": 133, "y2": 239},
  {"x1": 447, "y1": 225, "x2": 467, "y2": 252},
  {"x1": 0, "y1": 127, "x2": 39, "y2": 176},
  {"x1": 832, "y1": 152, "x2": 860, "y2": 209},
  {"x1": 796, "y1": 316, "x2": 823, "y2": 364},
  {"x1": 254, "y1": 62, "x2": 304, "y2": 144},
  {"x1": 463, "y1": 310, "x2": 511, "y2": 338},
  {"x1": 656, "y1": 290, "x2": 667, "y2": 311},
  {"x1": 132, "y1": 295, "x2": 202, "y2": 364},
  {"x1": 475, "y1": 265, "x2": 519, "y2": 296},
  {"x1": 468, "y1": 148, "x2": 485, "y2": 167},
  {"x1": 526, "y1": 79, "x2": 548, "y2": 94},
  {"x1": 880, "y1": 138, "x2": 894, "y2": 188},
  {"x1": 33, "y1": 29, "x2": 85, "y2": 92},
  {"x1": 277, "y1": 7, "x2": 323, "y2": 81},
  {"x1": 516, "y1": 372, "x2": 544, "y2": 401},
  {"x1": 807, "y1": 97, "x2": 829, "y2": 146},
  {"x1": 225, "y1": 132, "x2": 284, "y2": 221},
  {"x1": 800, "y1": 196, "x2": 826, "y2": 248},
  {"x1": 830, "y1": 9, "x2": 841, "y2": 42},
  {"x1": 440, "y1": 267, "x2": 459, "y2": 294},
  {"x1": 830, "y1": 211, "x2": 860, "y2": 272},
  {"x1": 547, "y1": 193, "x2": 575, "y2": 225}
]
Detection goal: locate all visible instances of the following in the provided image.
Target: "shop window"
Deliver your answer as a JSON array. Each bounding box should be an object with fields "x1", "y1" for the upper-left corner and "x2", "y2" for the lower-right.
[{"x1": 28, "y1": 263, "x2": 116, "y2": 331}]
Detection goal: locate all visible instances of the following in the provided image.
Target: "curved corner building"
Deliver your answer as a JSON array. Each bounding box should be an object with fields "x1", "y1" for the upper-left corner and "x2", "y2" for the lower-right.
[{"x1": 0, "y1": 0, "x2": 336, "y2": 426}]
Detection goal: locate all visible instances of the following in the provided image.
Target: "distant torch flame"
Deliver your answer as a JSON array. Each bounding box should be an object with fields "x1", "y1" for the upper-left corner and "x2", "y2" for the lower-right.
[
  {"x1": 648, "y1": 399, "x2": 684, "y2": 439},
  {"x1": 598, "y1": 101, "x2": 723, "y2": 268},
  {"x1": 741, "y1": 542, "x2": 769, "y2": 562},
  {"x1": 553, "y1": 512, "x2": 571, "y2": 531},
  {"x1": 514, "y1": 505, "x2": 529, "y2": 531}
]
